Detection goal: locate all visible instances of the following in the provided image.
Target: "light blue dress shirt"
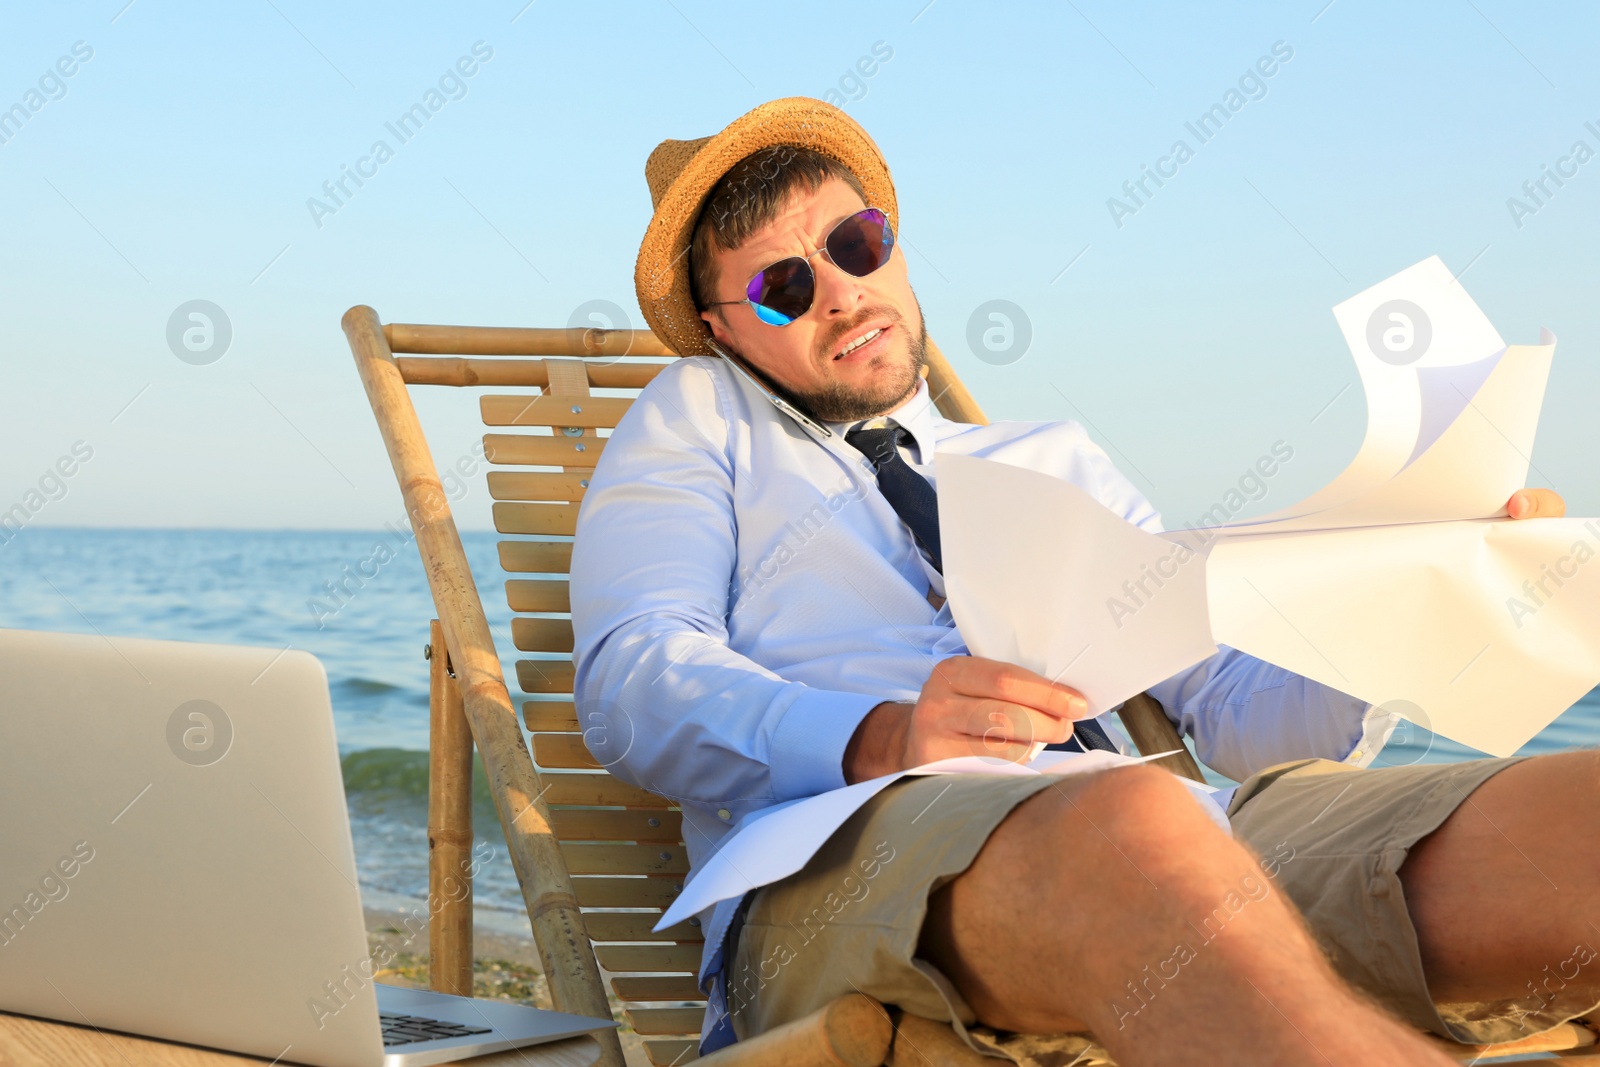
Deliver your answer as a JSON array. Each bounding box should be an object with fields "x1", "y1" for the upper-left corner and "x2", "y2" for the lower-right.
[{"x1": 569, "y1": 353, "x2": 1397, "y2": 1006}]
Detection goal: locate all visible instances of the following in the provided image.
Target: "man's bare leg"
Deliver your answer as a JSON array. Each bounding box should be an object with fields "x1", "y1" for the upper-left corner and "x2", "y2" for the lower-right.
[
  {"x1": 1402, "y1": 750, "x2": 1600, "y2": 1012},
  {"x1": 919, "y1": 764, "x2": 1456, "y2": 1067}
]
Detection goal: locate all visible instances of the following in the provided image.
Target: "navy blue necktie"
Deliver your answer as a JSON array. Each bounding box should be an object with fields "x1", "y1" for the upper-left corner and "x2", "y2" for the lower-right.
[
  {"x1": 844, "y1": 422, "x2": 1118, "y2": 754},
  {"x1": 845, "y1": 423, "x2": 943, "y2": 572}
]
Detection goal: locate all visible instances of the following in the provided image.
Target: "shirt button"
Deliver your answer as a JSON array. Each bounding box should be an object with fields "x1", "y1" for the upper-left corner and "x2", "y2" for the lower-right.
[{"x1": 717, "y1": 808, "x2": 732, "y2": 821}]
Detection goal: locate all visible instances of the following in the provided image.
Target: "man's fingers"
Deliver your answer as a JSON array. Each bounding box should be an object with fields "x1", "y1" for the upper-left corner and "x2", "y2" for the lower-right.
[
  {"x1": 938, "y1": 656, "x2": 1087, "y2": 720},
  {"x1": 1507, "y1": 488, "x2": 1566, "y2": 519},
  {"x1": 962, "y1": 701, "x2": 1074, "y2": 749}
]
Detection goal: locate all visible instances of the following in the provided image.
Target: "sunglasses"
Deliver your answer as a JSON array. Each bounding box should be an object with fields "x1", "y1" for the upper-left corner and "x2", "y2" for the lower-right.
[{"x1": 704, "y1": 207, "x2": 895, "y2": 326}]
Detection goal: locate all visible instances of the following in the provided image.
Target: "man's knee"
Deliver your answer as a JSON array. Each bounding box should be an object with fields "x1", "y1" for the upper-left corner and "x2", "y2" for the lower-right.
[
  {"x1": 1009, "y1": 763, "x2": 1226, "y2": 859},
  {"x1": 922, "y1": 766, "x2": 1282, "y2": 1035}
]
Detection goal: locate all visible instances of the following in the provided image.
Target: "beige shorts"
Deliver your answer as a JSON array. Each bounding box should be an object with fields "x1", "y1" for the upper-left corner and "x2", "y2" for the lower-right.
[{"x1": 723, "y1": 756, "x2": 1595, "y2": 1064}]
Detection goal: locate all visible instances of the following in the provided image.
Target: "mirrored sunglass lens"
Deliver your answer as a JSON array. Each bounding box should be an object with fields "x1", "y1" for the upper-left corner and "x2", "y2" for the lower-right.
[
  {"x1": 748, "y1": 258, "x2": 813, "y2": 326},
  {"x1": 753, "y1": 303, "x2": 795, "y2": 326},
  {"x1": 827, "y1": 208, "x2": 893, "y2": 278}
]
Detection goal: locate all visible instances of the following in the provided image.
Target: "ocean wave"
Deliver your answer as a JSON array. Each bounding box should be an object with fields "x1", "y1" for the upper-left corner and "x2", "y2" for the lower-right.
[
  {"x1": 341, "y1": 747, "x2": 496, "y2": 817},
  {"x1": 333, "y1": 676, "x2": 412, "y2": 696}
]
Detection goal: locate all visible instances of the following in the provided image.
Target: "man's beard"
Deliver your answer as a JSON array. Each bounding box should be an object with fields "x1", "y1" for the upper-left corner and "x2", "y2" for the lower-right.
[{"x1": 766, "y1": 305, "x2": 930, "y2": 424}]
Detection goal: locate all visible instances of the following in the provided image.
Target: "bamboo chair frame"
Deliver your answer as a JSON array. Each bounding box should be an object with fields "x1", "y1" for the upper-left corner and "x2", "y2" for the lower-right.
[{"x1": 342, "y1": 307, "x2": 1599, "y2": 1066}]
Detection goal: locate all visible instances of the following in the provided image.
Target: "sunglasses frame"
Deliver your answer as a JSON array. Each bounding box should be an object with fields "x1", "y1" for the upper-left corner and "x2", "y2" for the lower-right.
[{"x1": 703, "y1": 206, "x2": 895, "y2": 327}]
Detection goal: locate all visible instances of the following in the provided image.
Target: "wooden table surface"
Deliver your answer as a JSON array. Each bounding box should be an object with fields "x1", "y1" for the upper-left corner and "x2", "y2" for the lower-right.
[{"x1": 0, "y1": 1010, "x2": 604, "y2": 1067}]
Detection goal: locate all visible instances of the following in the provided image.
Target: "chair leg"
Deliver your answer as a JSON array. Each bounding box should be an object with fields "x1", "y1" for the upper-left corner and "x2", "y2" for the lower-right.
[
  {"x1": 428, "y1": 619, "x2": 474, "y2": 996},
  {"x1": 1117, "y1": 691, "x2": 1206, "y2": 783},
  {"x1": 694, "y1": 994, "x2": 892, "y2": 1067},
  {"x1": 887, "y1": 1013, "x2": 994, "y2": 1067}
]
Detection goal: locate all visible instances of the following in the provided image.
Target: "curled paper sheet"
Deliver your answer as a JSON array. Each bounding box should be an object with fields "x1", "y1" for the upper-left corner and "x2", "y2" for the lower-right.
[
  {"x1": 938, "y1": 456, "x2": 1218, "y2": 718},
  {"x1": 940, "y1": 256, "x2": 1598, "y2": 759}
]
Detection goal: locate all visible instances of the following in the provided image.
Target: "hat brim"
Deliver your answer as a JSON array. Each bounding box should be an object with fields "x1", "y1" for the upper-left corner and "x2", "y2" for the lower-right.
[{"x1": 634, "y1": 97, "x2": 898, "y2": 357}]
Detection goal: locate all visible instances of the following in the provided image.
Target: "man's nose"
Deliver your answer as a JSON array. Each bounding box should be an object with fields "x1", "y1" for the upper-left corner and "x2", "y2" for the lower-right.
[{"x1": 813, "y1": 254, "x2": 868, "y2": 318}]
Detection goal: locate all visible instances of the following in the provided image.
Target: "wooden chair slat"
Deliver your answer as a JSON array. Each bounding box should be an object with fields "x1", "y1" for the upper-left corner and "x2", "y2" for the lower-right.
[
  {"x1": 498, "y1": 540, "x2": 574, "y2": 573},
  {"x1": 518, "y1": 659, "x2": 578, "y2": 696},
  {"x1": 595, "y1": 943, "x2": 701, "y2": 972},
  {"x1": 535, "y1": 732, "x2": 600, "y2": 768},
  {"x1": 611, "y1": 976, "x2": 705, "y2": 1002},
  {"x1": 523, "y1": 700, "x2": 579, "y2": 731},
  {"x1": 643, "y1": 1039, "x2": 698, "y2": 1066},
  {"x1": 572, "y1": 875, "x2": 682, "y2": 909},
  {"x1": 397, "y1": 356, "x2": 664, "y2": 389},
  {"x1": 514, "y1": 617, "x2": 576, "y2": 653},
  {"x1": 385, "y1": 322, "x2": 674, "y2": 358},
  {"x1": 482, "y1": 395, "x2": 633, "y2": 429},
  {"x1": 585, "y1": 913, "x2": 703, "y2": 943},
  {"x1": 539, "y1": 773, "x2": 673, "y2": 808},
  {"x1": 489, "y1": 471, "x2": 591, "y2": 502},
  {"x1": 564, "y1": 843, "x2": 689, "y2": 876},
  {"x1": 495, "y1": 502, "x2": 580, "y2": 536},
  {"x1": 483, "y1": 433, "x2": 605, "y2": 467},
  {"x1": 506, "y1": 580, "x2": 570, "y2": 613},
  {"x1": 549, "y1": 808, "x2": 683, "y2": 842},
  {"x1": 626, "y1": 1008, "x2": 707, "y2": 1036}
]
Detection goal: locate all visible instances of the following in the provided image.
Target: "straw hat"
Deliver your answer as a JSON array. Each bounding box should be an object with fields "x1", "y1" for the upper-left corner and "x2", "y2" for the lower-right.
[{"x1": 634, "y1": 97, "x2": 899, "y2": 357}]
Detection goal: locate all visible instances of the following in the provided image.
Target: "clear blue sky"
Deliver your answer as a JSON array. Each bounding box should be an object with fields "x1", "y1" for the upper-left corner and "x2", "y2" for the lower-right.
[{"x1": 3, "y1": 0, "x2": 1596, "y2": 531}]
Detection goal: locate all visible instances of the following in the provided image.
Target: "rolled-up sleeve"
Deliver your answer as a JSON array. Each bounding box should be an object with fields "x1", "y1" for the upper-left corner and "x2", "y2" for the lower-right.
[{"x1": 570, "y1": 361, "x2": 881, "y2": 816}]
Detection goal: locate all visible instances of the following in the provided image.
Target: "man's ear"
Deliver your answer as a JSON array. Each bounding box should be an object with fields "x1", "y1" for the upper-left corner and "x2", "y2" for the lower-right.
[{"x1": 701, "y1": 305, "x2": 731, "y2": 349}]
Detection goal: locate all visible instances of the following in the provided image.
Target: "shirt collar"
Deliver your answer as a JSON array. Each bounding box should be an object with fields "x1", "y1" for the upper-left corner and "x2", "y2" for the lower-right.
[{"x1": 824, "y1": 376, "x2": 938, "y2": 465}]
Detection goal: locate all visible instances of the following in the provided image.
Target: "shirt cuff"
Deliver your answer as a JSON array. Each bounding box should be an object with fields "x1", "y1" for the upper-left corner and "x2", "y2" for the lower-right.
[
  {"x1": 768, "y1": 687, "x2": 885, "y2": 800},
  {"x1": 1340, "y1": 701, "x2": 1402, "y2": 767}
]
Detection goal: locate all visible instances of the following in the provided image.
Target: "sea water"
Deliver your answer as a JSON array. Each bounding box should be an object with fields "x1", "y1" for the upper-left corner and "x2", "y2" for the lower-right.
[
  {"x1": 0, "y1": 528, "x2": 532, "y2": 927},
  {"x1": 1, "y1": 527, "x2": 1595, "y2": 927}
]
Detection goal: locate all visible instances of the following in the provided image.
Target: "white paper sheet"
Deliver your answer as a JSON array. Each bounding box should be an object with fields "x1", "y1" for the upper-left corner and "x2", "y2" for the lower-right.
[
  {"x1": 939, "y1": 256, "x2": 1598, "y2": 760},
  {"x1": 656, "y1": 749, "x2": 1229, "y2": 930},
  {"x1": 940, "y1": 456, "x2": 1219, "y2": 718},
  {"x1": 1229, "y1": 255, "x2": 1510, "y2": 527}
]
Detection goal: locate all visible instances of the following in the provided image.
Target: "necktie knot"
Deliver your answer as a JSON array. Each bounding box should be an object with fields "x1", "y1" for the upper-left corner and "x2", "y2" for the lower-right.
[
  {"x1": 845, "y1": 420, "x2": 941, "y2": 573},
  {"x1": 844, "y1": 422, "x2": 908, "y2": 467}
]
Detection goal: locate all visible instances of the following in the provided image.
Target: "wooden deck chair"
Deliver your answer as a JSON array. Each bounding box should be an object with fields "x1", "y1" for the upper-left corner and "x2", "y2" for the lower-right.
[{"x1": 342, "y1": 307, "x2": 1599, "y2": 1067}]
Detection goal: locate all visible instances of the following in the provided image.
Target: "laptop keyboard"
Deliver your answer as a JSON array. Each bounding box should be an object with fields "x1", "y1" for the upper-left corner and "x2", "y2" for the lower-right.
[{"x1": 379, "y1": 1011, "x2": 494, "y2": 1047}]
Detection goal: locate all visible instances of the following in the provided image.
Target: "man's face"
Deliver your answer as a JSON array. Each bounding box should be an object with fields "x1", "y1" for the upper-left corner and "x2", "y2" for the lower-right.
[{"x1": 699, "y1": 177, "x2": 926, "y2": 423}]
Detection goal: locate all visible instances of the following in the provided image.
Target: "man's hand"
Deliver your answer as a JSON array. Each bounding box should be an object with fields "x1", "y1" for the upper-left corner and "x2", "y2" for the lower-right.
[
  {"x1": 843, "y1": 656, "x2": 1093, "y2": 783},
  {"x1": 1507, "y1": 488, "x2": 1565, "y2": 519}
]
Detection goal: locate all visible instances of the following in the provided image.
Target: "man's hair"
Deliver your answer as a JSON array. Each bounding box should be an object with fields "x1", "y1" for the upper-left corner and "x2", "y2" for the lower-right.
[{"x1": 689, "y1": 145, "x2": 869, "y2": 313}]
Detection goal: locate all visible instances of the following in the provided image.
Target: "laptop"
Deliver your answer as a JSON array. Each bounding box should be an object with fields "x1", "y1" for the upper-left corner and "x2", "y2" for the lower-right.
[{"x1": 0, "y1": 627, "x2": 617, "y2": 1067}]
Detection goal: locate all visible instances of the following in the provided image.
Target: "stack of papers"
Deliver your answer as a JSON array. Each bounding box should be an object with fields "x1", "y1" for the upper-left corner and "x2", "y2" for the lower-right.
[{"x1": 940, "y1": 256, "x2": 1597, "y2": 758}]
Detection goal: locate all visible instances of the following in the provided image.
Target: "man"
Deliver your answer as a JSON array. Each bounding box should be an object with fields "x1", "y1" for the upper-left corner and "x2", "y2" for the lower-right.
[{"x1": 570, "y1": 98, "x2": 1597, "y2": 1066}]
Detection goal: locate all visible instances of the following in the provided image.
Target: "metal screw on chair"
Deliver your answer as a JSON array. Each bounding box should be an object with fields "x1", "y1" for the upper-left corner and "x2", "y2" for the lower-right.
[
  {"x1": 658, "y1": 851, "x2": 672, "y2": 862},
  {"x1": 570, "y1": 404, "x2": 583, "y2": 414},
  {"x1": 646, "y1": 816, "x2": 660, "y2": 827},
  {"x1": 688, "y1": 917, "x2": 701, "y2": 928},
  {"x1": 574, "y1": 442, "x2": 587, "y2": 451},
  {"x1": 562, "y1": 426, "x2": 584, "y2": 437},
  {"x1": 579, "y1": 478, "x2": 590, "y2": 488}
]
